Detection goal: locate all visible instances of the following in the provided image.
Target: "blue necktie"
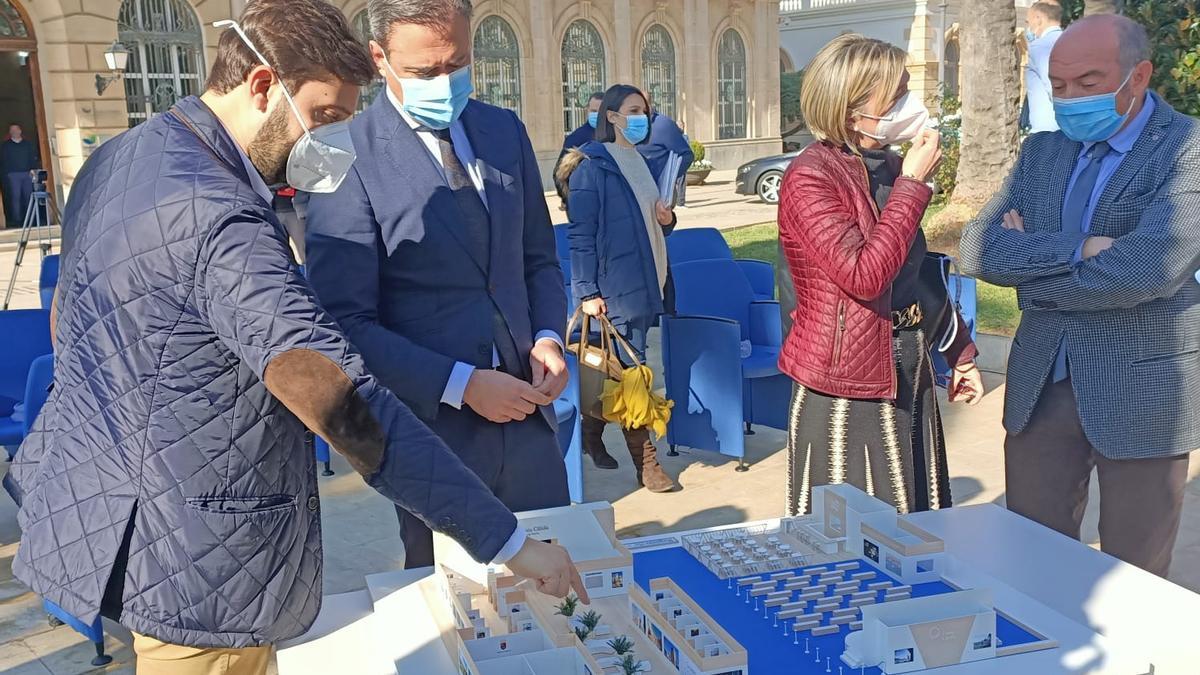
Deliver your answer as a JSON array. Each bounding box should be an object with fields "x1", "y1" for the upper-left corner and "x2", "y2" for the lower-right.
[{"x1": 1052, "y1": 141, "x2": 1112, "y2": 382}]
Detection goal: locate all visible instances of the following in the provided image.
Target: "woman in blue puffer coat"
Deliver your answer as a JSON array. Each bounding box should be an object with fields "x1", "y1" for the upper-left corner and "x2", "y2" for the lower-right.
[{"x1": 560, "y1": 84, "x2": 678, "y2": 493}]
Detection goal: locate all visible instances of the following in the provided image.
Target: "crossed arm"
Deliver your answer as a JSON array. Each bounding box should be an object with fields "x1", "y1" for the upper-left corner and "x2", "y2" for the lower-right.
[{"x1": 959, "y1": 145, "x2": 1200, "y2": 312}]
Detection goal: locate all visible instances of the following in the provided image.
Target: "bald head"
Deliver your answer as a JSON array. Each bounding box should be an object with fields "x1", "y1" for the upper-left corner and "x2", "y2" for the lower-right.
[{"x1": 1050, "y1": 13, "x2": 1153, "y2": 125}]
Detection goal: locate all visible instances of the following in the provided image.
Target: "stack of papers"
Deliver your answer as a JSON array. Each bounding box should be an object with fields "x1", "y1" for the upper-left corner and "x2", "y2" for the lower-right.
[{"x1": 657, "y1": 152, "x2": 684, "y2": 206}]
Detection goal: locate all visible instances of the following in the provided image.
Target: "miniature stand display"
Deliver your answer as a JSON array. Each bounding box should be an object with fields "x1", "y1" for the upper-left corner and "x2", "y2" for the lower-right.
[{"x1": 382, "y1": 486, "x2": 1061, "y2": 675}]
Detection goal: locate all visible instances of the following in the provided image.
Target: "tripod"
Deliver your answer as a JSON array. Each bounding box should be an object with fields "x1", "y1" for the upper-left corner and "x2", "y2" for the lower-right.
[{"x1": 3, "y1": 179, "x2": 58, "y2": 310}]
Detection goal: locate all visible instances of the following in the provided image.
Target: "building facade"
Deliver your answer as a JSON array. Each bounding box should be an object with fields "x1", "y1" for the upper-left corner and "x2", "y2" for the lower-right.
[
  {"x1": 778, "y1": 0, "x2": 1036, "y2": 105},
  {"x1": 0, "y1": 0, "x2": 782, "y2": 223}
]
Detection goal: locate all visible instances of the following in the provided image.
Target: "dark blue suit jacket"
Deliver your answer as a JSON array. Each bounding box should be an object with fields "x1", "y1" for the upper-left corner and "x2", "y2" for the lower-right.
[{"x1": 305, "y1": 95, "x2": 566, "y2": 424}]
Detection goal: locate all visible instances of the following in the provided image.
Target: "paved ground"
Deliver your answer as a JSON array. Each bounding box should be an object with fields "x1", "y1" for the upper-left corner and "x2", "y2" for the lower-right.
[{"x1": 2, "y1": 173, "x2": 1198, "y2": 672}]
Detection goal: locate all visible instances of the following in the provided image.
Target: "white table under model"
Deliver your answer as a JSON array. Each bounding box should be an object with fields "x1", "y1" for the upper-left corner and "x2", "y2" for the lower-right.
[{"x1": 277, "y1": 504, "x2": 1200, "y2": 674}]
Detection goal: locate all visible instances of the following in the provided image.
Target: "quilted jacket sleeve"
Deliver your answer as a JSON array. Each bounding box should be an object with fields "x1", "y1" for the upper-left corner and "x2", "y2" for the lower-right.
[
  {"x1": 780, "y1": 163, "x2": 931, "y2": 301},
  {"x1": 198, "y1": 206, "x2": 518, "y2": 563}
]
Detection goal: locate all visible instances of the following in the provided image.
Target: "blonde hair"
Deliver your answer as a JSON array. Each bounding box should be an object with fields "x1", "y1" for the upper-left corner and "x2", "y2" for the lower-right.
[{"x1": 801, "y1": 34, "x2": 910, "y2": 149}]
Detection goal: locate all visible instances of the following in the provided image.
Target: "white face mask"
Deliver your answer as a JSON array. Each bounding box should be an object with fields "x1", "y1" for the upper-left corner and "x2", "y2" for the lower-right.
[
  {"x1": 213, "y1": 20, "x2": 356, "y2": 193},
  {"x1": 856, "y1": 91, "x2": 931, "y2": 146}
]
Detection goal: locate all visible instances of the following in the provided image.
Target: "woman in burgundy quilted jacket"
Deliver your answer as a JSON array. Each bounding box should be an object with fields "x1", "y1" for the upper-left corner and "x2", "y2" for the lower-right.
[{"x1": 777, "y1": 34, "x2": 984, "y2": 516}]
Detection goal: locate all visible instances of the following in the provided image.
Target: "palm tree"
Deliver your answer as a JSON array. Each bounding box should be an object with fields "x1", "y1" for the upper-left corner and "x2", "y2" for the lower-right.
[
  {"x1": 556, "y1": 594, "x2": 579, "y2": 617},
  {"x1": 620, "y1": 654, "x2": 648, "y2": 675},
  {"x1": 946, "y1": 0, "x2": 1021, "y2": 213},
  {"x1": 573, "y1": 625, "x2": 592, "y2": 642},
  {"x1": 579, "y1": 610, "x2": 603, "y2": 634},
  {"x1": 607, "y1": 635, "x2": 636, "y2": 656}
]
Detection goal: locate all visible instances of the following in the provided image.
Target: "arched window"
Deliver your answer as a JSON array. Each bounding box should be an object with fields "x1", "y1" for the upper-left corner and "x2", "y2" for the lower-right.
[
  {"x1": 473, "y1": 15, "x2": 522, "y2": 115},
  {"x1": 352, "y1": 9, "x2": 385, "y2": 111},
  {"x1": 0, "y1": 0, "x2": 30, "y2": 40},
  {"x1": 119, "y1": 0, "x2": 205, "y2": 128},
  {"x1": 717, "y1": 29, "x2": 748, "y2": 140},
  {"x1": 640, "y1": 25, "x2": 677, "y2": 120},
  {"x1": 944, "y1": 38, "x2": 961, "y2": 99},
  {"x1": 560, "y1": 20, "x2": 605, "y2": 133}
]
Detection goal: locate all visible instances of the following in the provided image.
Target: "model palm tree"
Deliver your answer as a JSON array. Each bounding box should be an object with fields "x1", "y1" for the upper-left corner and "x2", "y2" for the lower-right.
[
  {"x1": 620, "y1": 654, "x2": 648, "y2": 675},
  {"x1": 607, "y1": 635, "x2": 635, "y2": 656},
  {"x1": 556, "y1": 594, "x2": 579, "y2": 617},
  {"x1": 573, "y1": 625, "x2": 592, "y2": 642},
  {"x1": 578, "y1": 610, "x2": 603, "y2": 634}
]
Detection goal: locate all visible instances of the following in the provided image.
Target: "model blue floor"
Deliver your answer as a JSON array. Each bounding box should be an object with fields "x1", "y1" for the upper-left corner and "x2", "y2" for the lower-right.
[{"x1": 633, "y1": 548, "x2": 1040, "y2": 674}]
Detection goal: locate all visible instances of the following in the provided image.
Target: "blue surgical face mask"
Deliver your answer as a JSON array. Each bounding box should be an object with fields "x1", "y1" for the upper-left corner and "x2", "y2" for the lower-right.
[
  {"x1": 1053, "y1": 69, "x2": 1136, "y2": 143},
  {"x1": 587, "y1": 111, "x2": 599, "y2": 128},
  {"x1": 616, "y1": 113, "x2": 650, "y2": 145},
  {"x1": 380, "y1": 58, "x2": 474, "y2": 130}
]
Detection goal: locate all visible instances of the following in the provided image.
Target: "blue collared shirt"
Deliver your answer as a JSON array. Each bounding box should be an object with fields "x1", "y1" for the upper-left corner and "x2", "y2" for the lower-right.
[
  {"x1": 1026, "y1": 26, "x2": 1063, "y2": 133},
  {"x1": 383, "y1": 88, "x2": 563, "y2": 409},
  {"x1": 1065, "y1": 93, "x2": 1157, "y2": 244}
]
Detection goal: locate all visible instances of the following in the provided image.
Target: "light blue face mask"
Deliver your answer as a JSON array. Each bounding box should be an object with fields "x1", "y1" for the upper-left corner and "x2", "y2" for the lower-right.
[
  {"x1": 617, "y1": 114, "x2": 650, "y2": 145},
  {"x1": 1053, "y1": 70, "x2": 1136, "y2": 143},
  {"x1": 587, "y1": 111, "x2": 599, "y2": 128},
  {"x1": 381, "y1": 58, "x2": 474, "y2": 130},
  {"x1": 1024, "y1": 28, "x2": 1037, "y2": 42}
]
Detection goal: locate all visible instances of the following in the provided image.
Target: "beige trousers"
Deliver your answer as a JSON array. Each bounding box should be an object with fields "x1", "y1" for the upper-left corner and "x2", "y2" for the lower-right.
[{"x1": 132, "y1": 632, "x2": 272, "y2": 675}]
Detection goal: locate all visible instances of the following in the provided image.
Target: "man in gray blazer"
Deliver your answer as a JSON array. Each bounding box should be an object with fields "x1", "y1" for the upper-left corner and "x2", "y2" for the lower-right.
[{"x1": 961, "y1": 14, "x2": 1199, "y2": 577}]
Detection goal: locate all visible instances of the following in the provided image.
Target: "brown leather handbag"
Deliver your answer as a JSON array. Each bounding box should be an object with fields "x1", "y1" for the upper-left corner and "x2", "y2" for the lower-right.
[{"x1": 566, "y1": 308, "x2": 638, "y2": 420}]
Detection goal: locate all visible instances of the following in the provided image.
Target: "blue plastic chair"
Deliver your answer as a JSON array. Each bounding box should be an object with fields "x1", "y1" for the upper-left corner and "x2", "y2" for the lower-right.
[
  {"x1": 555, "y1": 352, "x2": 583, "y2": 503},
  {"x1": 6, "y1": 351, "x2": 114, "y2": 667},
  {"x1": 665, "y1": 228, "x2": 775, "y2": 301},
  {"x1": 0, "y1": 309, "x2": 52, "y2": 452},
  {"x1": 553, "y1": 225, "x2": 575, "y2": 314},
  {"x1": 21, "y1": 354, "x2": 53, "y2": 436},
  {"x1": 39, "y1": 254, "x2": 60, "y2": 309},
  {"x1": 662, "y1": 260, "x2": 791, "y2": 469},
  {"x1": 931, "y1": 274, "x2": 979, "y2": 385}
]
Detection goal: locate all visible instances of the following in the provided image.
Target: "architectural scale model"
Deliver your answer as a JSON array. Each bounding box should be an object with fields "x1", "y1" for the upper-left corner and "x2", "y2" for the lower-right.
[{"x1": 423, "y1": 485, "x2": 1058, "y2": 675}]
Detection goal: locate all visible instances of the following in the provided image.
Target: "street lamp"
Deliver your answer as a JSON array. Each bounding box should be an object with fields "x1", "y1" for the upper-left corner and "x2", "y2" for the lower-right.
[{"x1": 95, "y1": 42, "x2": 130, "y2": 95}]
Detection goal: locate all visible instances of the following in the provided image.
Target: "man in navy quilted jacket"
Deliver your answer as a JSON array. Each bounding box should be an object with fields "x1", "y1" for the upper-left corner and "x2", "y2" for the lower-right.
[{"x1": 8, "y1": 1, "x2": 584, "y2": 673}]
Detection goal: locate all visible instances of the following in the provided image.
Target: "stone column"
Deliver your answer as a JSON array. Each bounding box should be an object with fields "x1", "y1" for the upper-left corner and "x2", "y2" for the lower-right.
[
  {"x1": 755, "y1": 0, "x2": 782, "y2": 140},
  {"x1": 526, "y1": 0, "x2": 558, "y2": 156},
  {"x1": 683, "y1": 0, "x2": 711, "y2": 142},
  {"x1": 613, "y1": 0, "x2": 634, "y2": 84}
]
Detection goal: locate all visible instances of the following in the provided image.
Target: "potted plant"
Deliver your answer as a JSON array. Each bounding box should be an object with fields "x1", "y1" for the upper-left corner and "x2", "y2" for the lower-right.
[
  {"x1": 607, "y1": 635, "x2": 635, "y2": 657},
  {"x1": 573, "y1": 625, "x2": 592, "y2": 642},
  {"x1": 620, "y1": 654, "x2": 648, "y2": 675},
  {"x1": 555, "y1": 594, "x2": 579, "y2": 618},
  {"x1": 687, "y1": 140, "x2": 712, "y2": 185}
]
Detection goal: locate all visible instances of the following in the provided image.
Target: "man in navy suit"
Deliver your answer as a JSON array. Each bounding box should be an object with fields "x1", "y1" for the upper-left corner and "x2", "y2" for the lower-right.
[{"x1": 305, "y1": 0, "x2": 570, "y2": 568}]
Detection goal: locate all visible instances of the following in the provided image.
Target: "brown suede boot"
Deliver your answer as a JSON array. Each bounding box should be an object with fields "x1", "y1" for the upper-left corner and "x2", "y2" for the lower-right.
[
  {"x1": 623, "y1": 428, "x2": 678, "y2": 493},
  {"x1": 581, "y1": 415, "x2": 619, "y2": 469}
]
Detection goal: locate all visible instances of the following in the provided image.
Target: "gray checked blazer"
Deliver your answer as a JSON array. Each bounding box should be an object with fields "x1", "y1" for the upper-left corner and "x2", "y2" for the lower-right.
[{"x1": 960, "y1": 93, "x2": 1200, "y2": 460}]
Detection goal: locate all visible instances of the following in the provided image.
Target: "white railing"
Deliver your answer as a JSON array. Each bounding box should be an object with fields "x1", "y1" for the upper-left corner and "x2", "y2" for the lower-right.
[{"x1": 779, "y1": 0, "x2": 889, "y2": 13}]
